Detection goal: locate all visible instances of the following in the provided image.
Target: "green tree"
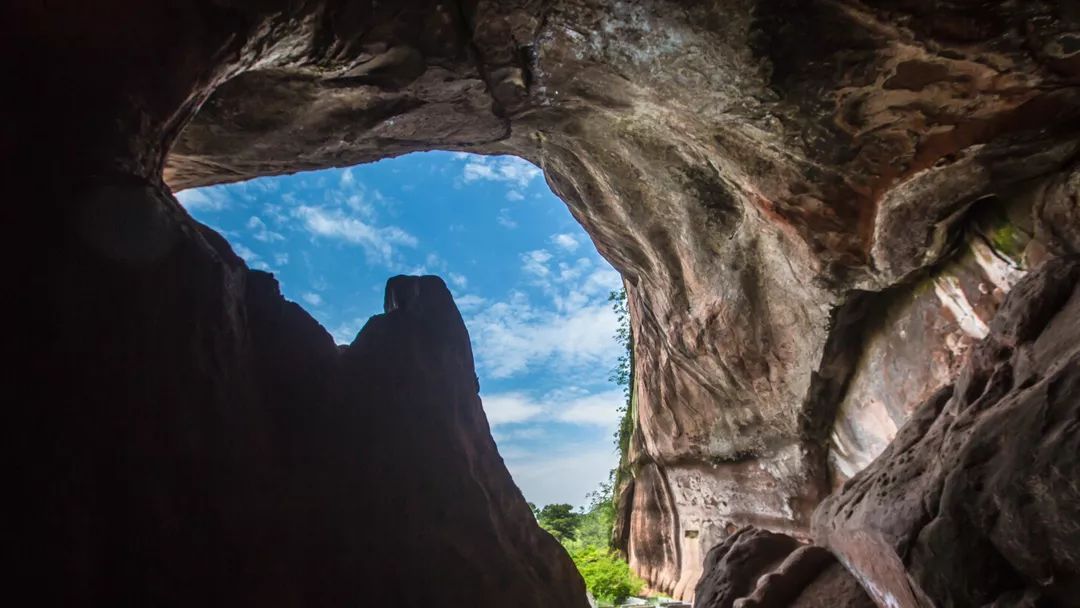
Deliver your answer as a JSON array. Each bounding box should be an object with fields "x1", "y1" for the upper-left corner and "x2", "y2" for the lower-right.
[
  {"x1": 566, "y1": 544, "x2": 644, "y2": 605},
  {"x1": 574, "y1": 480, "x2": 616, "y2": 547},
  {"x1": 536, "y1": 503, "x2": 582, "y2": 542},
  {"x1": 609, "y1": 289, "x2": 634, "y2": 479}
]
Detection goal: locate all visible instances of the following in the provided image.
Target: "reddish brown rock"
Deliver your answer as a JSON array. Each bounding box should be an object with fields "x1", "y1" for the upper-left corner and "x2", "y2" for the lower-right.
[
  {"x1": 693, "y1": 526, "x2": 875, "y2": 608},
  {"x1": 788, "y1": 562, "x2": 877, "y2": 608},
  {"x1": 828, "y1": 204, "x2": 1034, "y2": 485},
  {"x1": 693, "y1": 527, "x2": 801, "y2": 608},
  {"x1": 6, "y1": 0, "x2": 1080, "y2": 602},
  {"x1": 815, "y1": 256, "x2": 1080, "y2": 608}
]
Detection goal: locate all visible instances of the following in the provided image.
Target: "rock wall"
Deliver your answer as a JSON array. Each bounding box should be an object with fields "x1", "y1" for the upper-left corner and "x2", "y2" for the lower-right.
[
  {"x1": 815, "y1": 256, "x2": 1080, "y2": 607},
  {"x1": 691, "y1": 256, "x2": 1080, "y2": 607},
  {"x1": 7, "y1": 0, "x2": 1080, "y2": 603}
]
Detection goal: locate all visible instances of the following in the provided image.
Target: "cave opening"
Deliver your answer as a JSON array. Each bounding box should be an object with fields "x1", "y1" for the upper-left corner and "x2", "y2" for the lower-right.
[
  {"x1": 17, "y1": 1, "x2": 1080, "y2": 606},
  {"x1": 174, "y1": 150, "x2": 628, "y2": 512}
]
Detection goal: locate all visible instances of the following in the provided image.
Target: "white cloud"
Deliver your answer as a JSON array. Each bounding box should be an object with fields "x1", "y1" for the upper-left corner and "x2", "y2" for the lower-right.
[
  {"x1": 340, "y1": 168, "x2": 355, "y2": 187},
  {"x1": 301, "y1": 292, "x2": 323, "y2": 306},
  {"x1": 463, "y1": 161, "x2": 497, "y2": 182},
  {"x1": 550, "y1": 233, "x2": 580, "y2": 252},
  {"x1": 233, "y1": 243, "x2": 259, "y2": 264},
  {"x1": 579, "y1": 266, "x2": 623, "y2": 300},
  {"x1": 500, "y1": 444, "x2": 618, "y2": 507},
  {"x1": 293, "y1": 205, "x2": 417, "y2": 266},
  {"x1": 345, "y1": 194, "x2": 372, "y2": 216},
  {"x1": 481, "y1": 392, "x2": 545, "y2": 425},
  {"x1": 454, "y1": 294, "x2": 487, "y2": 312},
  {"x1": 448, "y1": 272, "x2": 468, "y2": 289},
  {"x1": 330, "y1": 317, "x2": 368, "y2": 345},
  {"x1": 247, "y1": 216, "x2": 285, "y2": 242},
  {"x1": 274, "y1": 252, "x2": 290, "y2": 266},
  {"x1": 493, "y1": 426, "x2": 547, "y2": 442},
  {"x1": 253, "y1": 179, "x2": 279, "y2": 193},
  {"x1": 462, "y1": 156, "x2": 543, "y2": 189},
  {"x1": 521, "y1": 249, "x2": 553, "y2": 278},
  {"x1": 466, "y1": 291, "x2": 619, "y2": 379},
  {"x1": 506, "y1": 190, "x2": 525, "y2": 201},
  {"x1": 517, "y1": 249, "x2": 621, "y2": 313},
  {"x1": 481, "y1": 389, "x2": 623, "y2": 431},
  {"x1": 497, "y1": 208, "x2": 518, "y2": 229},
  {"x1": 263, "y1": 203, "x2": 290, "y2": 225},
  {"x1": 232, "y1": 243, "x2": 271, "y2": 271},
  {"x1": 554, "y1": 389, "x2": 624, "y2": 428},
  {"x1": 548, "y1": 265, "x2": 622, "y2": 313},
  {"x1": 175, "y1": 187, "x2": 228, "y2": 211}
]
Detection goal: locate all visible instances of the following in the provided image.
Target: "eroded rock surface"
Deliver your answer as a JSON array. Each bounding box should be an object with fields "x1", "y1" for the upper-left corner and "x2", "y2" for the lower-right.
[
  {"x1": 694, "y1": 526, "x2": 875, "y2": 608},
  {"x1": 815, "y1": 256, "x2": 1080, "y2": 607},
  {"x1": 8, "y1": 0, "x2": 1080, "y2": 602}
]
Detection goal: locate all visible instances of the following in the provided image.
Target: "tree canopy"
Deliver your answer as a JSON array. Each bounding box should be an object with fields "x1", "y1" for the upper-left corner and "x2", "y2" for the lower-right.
[{"x1": 535, "y1": 503, "x2": 582, "y2": 542}]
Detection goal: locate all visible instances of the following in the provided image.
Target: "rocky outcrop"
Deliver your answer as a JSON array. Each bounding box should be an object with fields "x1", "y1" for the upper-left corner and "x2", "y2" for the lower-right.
[
  {"x1": 11, "y1": 171, "x2": 585, "y2": 605},
  {"x1": 694, "y1": 526, "x2": 875, "y2": 608},
  {"x1": 8, "y1": 0, "x2": 1080, "y2": 603},
  {"x1": 815, "y1": 256, "x2": 1080, "y2": 607}
]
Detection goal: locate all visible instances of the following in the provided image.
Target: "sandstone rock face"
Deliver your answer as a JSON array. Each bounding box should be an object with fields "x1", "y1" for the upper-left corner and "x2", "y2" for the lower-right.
[
  {"x1": 8, "y1": 0, "x2": 1080, "y2": 602},
  {"x1": 828, "y1": 204, "x2": 1034, "y2": 485},
  {"x1": 815, "y1": 256, "x2": 1080, "y2": 607}
]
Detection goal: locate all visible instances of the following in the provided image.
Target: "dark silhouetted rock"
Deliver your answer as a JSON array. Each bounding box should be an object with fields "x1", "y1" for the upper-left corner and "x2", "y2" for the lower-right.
[
  {"x1": 12, "y1": 175, "x2": 585, "y2": 606},
  {"x1": 694, "y1": 527, "x2": 801, "y2": 608},
  {"x1": 694, "y1": 526, "x2": 875, "y2": 608}
]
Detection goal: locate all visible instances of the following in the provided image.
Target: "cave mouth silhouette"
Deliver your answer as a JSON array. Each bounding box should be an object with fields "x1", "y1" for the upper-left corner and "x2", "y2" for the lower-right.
[{"x1": 175, "y1": 150, "x2": 628, "y2": 512}]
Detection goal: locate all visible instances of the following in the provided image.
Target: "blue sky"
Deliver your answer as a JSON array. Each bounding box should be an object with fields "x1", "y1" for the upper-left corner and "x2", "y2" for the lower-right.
[{"x1": 175, "y1": 151, "x2": 624, "y2": 507}]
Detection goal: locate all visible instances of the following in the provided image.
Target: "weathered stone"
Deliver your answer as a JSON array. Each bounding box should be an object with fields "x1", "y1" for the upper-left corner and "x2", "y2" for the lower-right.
[
  {"x1": 7, "y1": 0, "x2": 1080, "y2": 602},
  {"x1": 693, "y1": 526, "x2": 875, "y2": 608},
  {"x1": 788, "y1": 562, "x2": 877, "y2": 608},
  {"x1": 828, "y1": 202, "x2": 1033, "y2": 485},
  {"x1": 693, "y1": 527, "x2": 800, "y2": 608},
  {"x1": 815, "y1": 256, "x2": 1080, "y2": 608}
]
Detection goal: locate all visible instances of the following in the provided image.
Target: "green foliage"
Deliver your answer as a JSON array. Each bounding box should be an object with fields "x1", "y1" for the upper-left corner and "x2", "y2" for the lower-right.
[
  {"x1": 609, "y1": 288, "x2": 636, "y2": 510},
  {"x1": 575, "y1": 483, "x2": 616, "y2": 548},
  {"x1": 536, "y1": 503, "x2": 582, "y2": 542},
  {"x1": 988, "y1": 221, "x2": 1026, "y2": 260},
  {"x1": 608, "y1": 289, "x2": 632, "y2": 398},
  {"x1": 565, "y1": 544, "x2": 645, "y2": 605},
  {"x1": 533, "y1": 477, "x2": 643, "y2": 605}
]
